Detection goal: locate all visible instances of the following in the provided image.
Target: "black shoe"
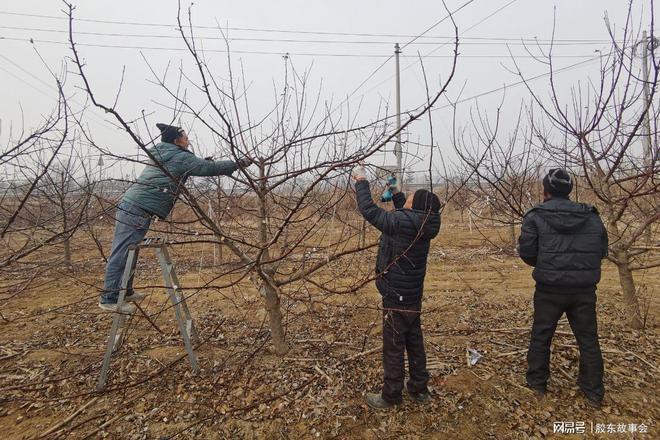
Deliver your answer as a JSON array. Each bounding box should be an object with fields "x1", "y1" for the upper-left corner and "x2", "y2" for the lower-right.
[
  {"x1": 585, "y1": 395, "x2": 602, "y2": 409},
  {"x1": 365, "y1": 392, "x2": 399, "y2": 410},
  {"x1": 408, "y1": 390, "x2": 431, "y2": 403},
  {"x1": 526, "y1": 383, "x2": 546, "y2": 397}
]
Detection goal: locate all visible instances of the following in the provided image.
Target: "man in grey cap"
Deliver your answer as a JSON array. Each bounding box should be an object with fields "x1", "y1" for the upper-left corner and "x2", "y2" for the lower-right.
[
  {"x1": 99, "y1": 123, "x2": 253, "y2": 312},
  {"x1": 518, "y1": 168, "x2": 608, "y2": 408}
]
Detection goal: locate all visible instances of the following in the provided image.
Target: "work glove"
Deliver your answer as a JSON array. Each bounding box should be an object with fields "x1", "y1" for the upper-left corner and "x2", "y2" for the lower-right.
[
  {"x1": 352, "y1": 164, "x2": 367, "y2": 181},
  {"x1": 237, "y1": 156, "x2": 254, "y2": 168}
]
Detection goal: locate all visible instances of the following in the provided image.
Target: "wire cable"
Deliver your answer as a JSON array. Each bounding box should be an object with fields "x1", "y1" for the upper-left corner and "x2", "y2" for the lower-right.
[
  {"x1": 0, "y1": 36, "x2": 601, "y2": 59},
  {"x1": 437, "y1": 54, "x2": 604, "y2": 108},
  {"x1": 0, "y1": 25, "x2": 615, "y2": 46},
  {"x1": 358, "y1": 0, "x2": 524, "y2": 99},
  {"x1": 336, "y1": 0, "x2": 478, "y2": 111},
  {"x1": 0, "y1": 9, "x2": 541, "y2": 41}
]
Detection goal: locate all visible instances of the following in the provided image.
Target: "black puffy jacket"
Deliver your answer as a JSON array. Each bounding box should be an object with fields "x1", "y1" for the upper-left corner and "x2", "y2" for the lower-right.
[
  {"x1": 518, "y1": 197, "x2": 608, "y2": 294},
  {"x1": 355, "y1": 180, "x2": 441, "y2": 307}
]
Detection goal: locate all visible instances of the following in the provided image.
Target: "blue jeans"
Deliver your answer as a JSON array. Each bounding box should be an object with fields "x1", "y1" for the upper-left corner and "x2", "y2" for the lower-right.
[{"x1": 101, "y1": 201, "x2": 152, "y2": 304}]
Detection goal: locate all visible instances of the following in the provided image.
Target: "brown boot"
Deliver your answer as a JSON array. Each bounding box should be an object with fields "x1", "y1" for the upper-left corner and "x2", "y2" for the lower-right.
[{"x1": 365, "y1": 392, "x2": 399, "y2": 409}]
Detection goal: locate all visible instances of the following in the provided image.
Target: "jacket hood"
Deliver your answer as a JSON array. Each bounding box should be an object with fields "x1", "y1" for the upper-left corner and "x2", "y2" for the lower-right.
[
  {"x1": 532, "y1": 198, "x2": 595, "y2": 233},
  {"x1": 148, "y1": 142, "x2": 189, "y2": 163},
  {"x1": 403, "y1": 209, "x2": 441, "y2": 239}
]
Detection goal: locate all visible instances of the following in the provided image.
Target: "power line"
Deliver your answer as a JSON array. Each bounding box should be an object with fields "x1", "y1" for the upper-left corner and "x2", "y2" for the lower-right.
[
  {"x1": 338, "y1": 0, "x2": 479, "y2": 110},
  {"x1": 0, "y1": 4, "x2": 610, "y2": 125},
  {"x1": 0, "y1": 9, "x2": 549, "y2": 40},
  {"x1": 0, "y1": 63, "x2": 54, "y2": 100},
  {"x1": 358, "y1": 0, "x2": 523, "y2": 100},
  {"x1": 401, "y1": 0, "x2": 475, "y2": 49},
  {"x1": 0, "y1": 53, "x2": 60, "y2": 93},
  {"x1": 0, "y1": 25, "x2": 615, "y2": 46},
  {"x1": 0, "y1": 51, "x2": 606, "y2": 134},
  {"x1": 0, "y1": 9, "x2": 620, "y2": 45},
  {"x1": 438, "y1": 54, "x2": 604, "y2": 108},
  {"x1": 0, "y1": 36, "x2": 601, "y2": 59},
  {"x1": 0, "y1": 54, "x2": 124, "y2": 135}
]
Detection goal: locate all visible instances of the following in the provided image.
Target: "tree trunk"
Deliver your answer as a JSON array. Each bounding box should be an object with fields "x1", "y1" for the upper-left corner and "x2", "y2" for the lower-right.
[
  {"x1": 214, "y1": 177, "x2": 223, "y2": 264},
  {"x1": 359, "y1": 219, "x2": 367, "y2": 247},
  {"x1": 255, "y1": 165, "x2": 288, "y2": 355},
  {"x1": 509, "y1": 222, "x2": 517, "y2": 255},
  {"x1": 63, "y1": 236, "x2": 71, "y2": 267},
  {"x1": 63, "y1": 215, "x2": 71, "y2": 267},
  {"x1": 599, "y1": 188, "x2": 644, "y2": 330},
  {"x1": 615, "y1": 252, "x2": 644, "y2": 329},
  {"x1": 261, "y1": 282, "x2": 289, "y2": 355}
]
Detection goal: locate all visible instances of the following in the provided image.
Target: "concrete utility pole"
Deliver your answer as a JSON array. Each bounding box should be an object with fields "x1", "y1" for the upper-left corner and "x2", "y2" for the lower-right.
[
  {"x1": 640, "y1": 31, "x2": 653, "y2": 167},
  {"x1": 97, "y1": 155, "x2": 104, "y2": 182},
  {"x1": 394, "y1": 43, "x2": 403, "y2": 187}
]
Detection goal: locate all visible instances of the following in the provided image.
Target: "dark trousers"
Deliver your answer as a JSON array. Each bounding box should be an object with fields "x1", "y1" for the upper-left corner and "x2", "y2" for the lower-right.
[
  {"x1": 382, "y1": 302, "x2": 429, "y2": 403},
  {"x1": 527, "y1": 290, "x2": 604, "y2": 402}
]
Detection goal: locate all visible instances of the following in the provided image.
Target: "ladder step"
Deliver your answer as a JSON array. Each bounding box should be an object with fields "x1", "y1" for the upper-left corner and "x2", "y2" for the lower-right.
[{"x1": 98, "y1": 241, "x2": 196, "y2": 390}]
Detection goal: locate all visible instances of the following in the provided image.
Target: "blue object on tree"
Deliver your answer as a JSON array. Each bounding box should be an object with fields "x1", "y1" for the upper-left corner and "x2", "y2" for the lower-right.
[{"x1": 380, "y1": 175, "x2": 398, "y2": 202}]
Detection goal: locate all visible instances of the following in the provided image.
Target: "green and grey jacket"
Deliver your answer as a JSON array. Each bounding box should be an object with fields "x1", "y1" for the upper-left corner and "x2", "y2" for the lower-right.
[{"x1": 122, "y1": 142, "x2": 238, "y2": 219}]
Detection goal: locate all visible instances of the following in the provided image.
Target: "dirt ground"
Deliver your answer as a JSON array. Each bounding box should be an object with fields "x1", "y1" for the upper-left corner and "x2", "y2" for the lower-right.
[{"x1": 0, "y1": 212, "x2": 658, "y2": 439}]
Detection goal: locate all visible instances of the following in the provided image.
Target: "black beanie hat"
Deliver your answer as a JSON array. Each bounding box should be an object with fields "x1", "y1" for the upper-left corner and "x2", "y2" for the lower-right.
[
  {"x1": 543, "y1": 168, "x2": 573, "y2": 197},
  {"x1": 156, "y1": 123, "x2": 185, "y2": 144},
  {"x1": 412, "y1": 189, "x2": 441, "y2": 213}
]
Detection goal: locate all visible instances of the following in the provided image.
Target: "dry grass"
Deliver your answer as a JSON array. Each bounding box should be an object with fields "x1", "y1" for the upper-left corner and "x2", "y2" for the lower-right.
[{"x1": 0, "y1": 209, "x2": 658, "y2": 439}]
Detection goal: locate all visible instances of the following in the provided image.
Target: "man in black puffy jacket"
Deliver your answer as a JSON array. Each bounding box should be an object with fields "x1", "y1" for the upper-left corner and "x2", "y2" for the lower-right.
[
  {"x1": 353, "y1": 167, "x2": 441, "y2": 409},
  {"x1": 518, "y1": 168, "x2": 608, "y2": 408}
]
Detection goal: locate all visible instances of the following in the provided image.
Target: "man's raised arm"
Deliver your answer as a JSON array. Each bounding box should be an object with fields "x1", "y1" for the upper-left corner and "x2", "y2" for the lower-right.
[
  {"x1": 353, "y1": 166, "x2": 398, "y2": 235},
  {"x1": 182, "y1": 155, "x2": 254, "y2": 177}
]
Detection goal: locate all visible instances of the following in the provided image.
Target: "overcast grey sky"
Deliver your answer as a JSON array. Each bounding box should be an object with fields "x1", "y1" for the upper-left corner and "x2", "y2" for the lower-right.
[{"x1": 0, "y1": 0, "x2": 655, "y2": 177}]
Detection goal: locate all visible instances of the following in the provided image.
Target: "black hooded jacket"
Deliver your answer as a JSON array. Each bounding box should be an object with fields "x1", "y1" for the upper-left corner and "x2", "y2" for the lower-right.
[
  {"x1": 355, "y1": 180, "x2": 441, "y2": 307},
  {"x1": 518, "y1": 197, "x2": 608, "y2": 294}
]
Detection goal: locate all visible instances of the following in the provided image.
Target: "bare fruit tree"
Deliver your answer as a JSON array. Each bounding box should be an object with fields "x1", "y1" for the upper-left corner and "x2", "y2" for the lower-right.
[
  {"x1": 65, "y1": 2, "x2": 459, "y2": 354},
  {"x1": 518, "y1": 3, "x2": 659, "y2": 328},
  {"x1": 30, "y1": 140, "x2": 99, "y2": 268},
  {"x1": 452, "y1": 103, "x2": 544, "y2": 252},
  {"x1": 0, "y1": 76, "x2": 72, "y2": 270}
]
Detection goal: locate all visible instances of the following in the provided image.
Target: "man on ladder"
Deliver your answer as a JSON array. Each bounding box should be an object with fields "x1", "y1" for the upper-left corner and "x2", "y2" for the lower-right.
[{"x1": 99, "y1": 123, "x2": 253, "y2": 312}]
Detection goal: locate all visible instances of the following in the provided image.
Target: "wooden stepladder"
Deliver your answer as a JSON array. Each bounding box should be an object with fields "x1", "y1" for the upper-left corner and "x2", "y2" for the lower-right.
[{"x1": 97, "y1": 237, "x2": 199, "y2": 391}]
